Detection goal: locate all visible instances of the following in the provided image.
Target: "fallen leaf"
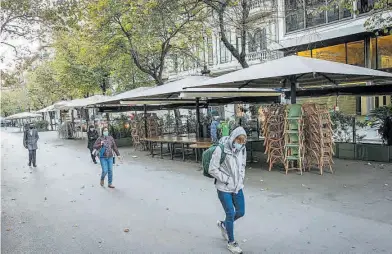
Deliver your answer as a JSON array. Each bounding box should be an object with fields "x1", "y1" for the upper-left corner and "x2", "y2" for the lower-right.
[
  {"x1": 11, "y1": 198, "x2": 16, "y2": 201},
  {"x1": 81, "y1": 185, "x2": 85, "y2": 189},
  {"x1": 44, "y1": 197, "x2": 47, "y2": 201},
  {"x1": 124, "y1": 228, "x2": 130, "y2": 232},
  {"x1": 6, "y1": 228, "x2": 11, "y2": 231}
]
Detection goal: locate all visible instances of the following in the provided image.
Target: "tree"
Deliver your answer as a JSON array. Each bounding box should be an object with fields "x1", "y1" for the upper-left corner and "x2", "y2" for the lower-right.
[
  {"x1": 203, "y1": 0, "x2": 250, "y2": 68},
  {"x1": 26, "y1": 61, "x2": 69, "y2": 110},
  {"x1": 87, "y1": 0, "x2": 206, "y2": 85},
  {"x1": 51, "y1": 30, "x2": 113, "y2": 97},
  {"x1": 0, "y1": 88, "x2": 30, "y2": 116},
  {"x1": 0, "y1": 0, "x2": 55, "y2": 53},
  {"x1": 203, "y1": 0, "x2": 276, "y2": 69}
]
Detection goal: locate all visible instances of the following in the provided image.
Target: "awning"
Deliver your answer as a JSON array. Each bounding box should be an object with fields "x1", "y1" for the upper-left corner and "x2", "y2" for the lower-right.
[
  {"x1": 285, "y1": 83, "x2": 392, "y2": 97},
  {"x1": 93, "y1": 87, "x2": 152, "y2": 107},
  {"x1": 37, "y1": 105, "x2": 56, "y2": 113},
  {"x1": 180, "y1": 87, "x2": 282, "y2": 99},
  {"x1": 58, "y1": 95, "x2": 110, "y2": 110},
  {"x1": 97, "y1": 76, "x2": 211, "y2": 107},
  {"x1": 192, "y1": 55, "x2": 392, "y2": 89},
  {"x1": 6, "y1": 112, "x2": 42, "y2": 120}
]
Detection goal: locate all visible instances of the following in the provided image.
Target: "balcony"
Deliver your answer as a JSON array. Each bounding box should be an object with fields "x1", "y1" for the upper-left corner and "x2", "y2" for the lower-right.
[
  {"x1": 249, "y1": 0, "x2": 276, "y2": 19},
  {"x1": 166, "y1": 49, "x2": 283, "y2": 78},
  {"x1": 246, "y1": 50, "x2": 281, "y2": 63}
]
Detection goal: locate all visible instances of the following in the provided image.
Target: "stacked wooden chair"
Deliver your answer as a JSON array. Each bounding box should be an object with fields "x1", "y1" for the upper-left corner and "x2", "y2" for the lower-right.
[
  {"x1": 283, "y1": 104, "x2": 305, "y2": 175},
  {"x1": 316, "y1": 104, "x2": 334, "y2": 174},
  {"x1": 131, "y1": 122, "x2": 142, "y2": 151},
  {"x1": 302, "y1": 103, "x2": 321, "y2": 172},
  {"x1": 262, "y1": 104, "x2": 286, "y2": 171},
  {"x1": 302, "y1": 103, "x2": 334, "y2": 175}
]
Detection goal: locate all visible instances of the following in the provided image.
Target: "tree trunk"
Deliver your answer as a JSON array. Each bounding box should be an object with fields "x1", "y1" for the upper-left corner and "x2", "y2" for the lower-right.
[
  {"x1": 174, "y1": 109, "x2": 181, "y2": 134},
  {"x1": 210, "y1": 0, "x2": 250, "y2": 68}
]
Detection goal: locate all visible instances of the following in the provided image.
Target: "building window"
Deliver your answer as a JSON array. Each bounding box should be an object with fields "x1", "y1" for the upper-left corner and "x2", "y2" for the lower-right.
[
  {"x1": 219, "y1": 32, "x2": 231, "y2": 64},
  {"x1": 383, "y1": 96, "x2": 387, "y2": 106},
  {"x1": 347, "y1": 41, "x2": 365, "y2": 67},
  {"x1": 207, "y1": 36, "x2": 213, "y2": 66},
  {"x1": 285, "y1": 0, "x2": 352, "y2": 32},
  {"x1": 375, "y1": 96, "x2": 380, "y2": 108},
  {"x1": 297, "y1": 40, "x2": 366, "y2": 67},
  {"x1": 298, "y1": 50, "x2": 312, "y2": 57},
  {"x1": 248, "y1": 28, "x2": 267, "y2": 52},
  {"x1": 377, "y1": 35, "x2": 392, "y2": 69},
  {"x1": 261, "y1": 28, "x2": 267, "y2": 50},
  {"x1": 306, "y1": 0, "x2": 326, "y2": 27},
  {"x1": 312, "y1": 44, "x2": 346, "y2": 63},
  {"x1": 285, "y1": 0, "x2": 305, "y2": 32},
  {"x1": 236, "y1": 33, "x2": 242, "y2": 51},
  {"x1": 357, "y1": 0, "x2": 375, "y2": 14},
  {"x1": 327, "y1": 1, "x2": 351, "y2": 22}
]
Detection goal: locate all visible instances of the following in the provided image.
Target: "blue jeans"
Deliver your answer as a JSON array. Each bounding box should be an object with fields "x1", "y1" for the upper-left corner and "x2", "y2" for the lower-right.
[
  {"x1": 217, "y1": 189, "x2": 245, "y2": 243},
  {"x1": 100, "y1": 157, "x2": 114, "y2": 184}
]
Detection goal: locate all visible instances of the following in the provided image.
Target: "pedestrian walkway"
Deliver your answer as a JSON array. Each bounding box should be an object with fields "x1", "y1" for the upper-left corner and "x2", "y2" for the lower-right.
[{"x1": 1, "y1": 129, "x2": 392, "y2": 253}]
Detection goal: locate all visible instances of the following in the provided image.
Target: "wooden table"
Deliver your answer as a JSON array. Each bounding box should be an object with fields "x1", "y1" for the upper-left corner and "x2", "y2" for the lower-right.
[
  {"x1": 141, "y1": 135, "x2": 264, "y2": 163},
  {"x1": 141, "y1": 136, "x2": 211, "y2": 161},
  {"x1": 189, "y1": 142, "x2": 212, "y2": 162}
]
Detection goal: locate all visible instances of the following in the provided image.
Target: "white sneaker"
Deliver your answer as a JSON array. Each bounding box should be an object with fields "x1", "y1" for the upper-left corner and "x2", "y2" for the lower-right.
[
  {"x1": 217, "y1": 220, "x2": 228, "y2": 241},
  {"x1": 227, "y1": 241, "x2": 243, "y2": 254}
]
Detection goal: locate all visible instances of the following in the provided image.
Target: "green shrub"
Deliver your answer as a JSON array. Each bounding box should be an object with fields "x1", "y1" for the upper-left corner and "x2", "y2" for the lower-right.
[{"x1": 34, "y1": 120, "x2": 49, "y2": 131}]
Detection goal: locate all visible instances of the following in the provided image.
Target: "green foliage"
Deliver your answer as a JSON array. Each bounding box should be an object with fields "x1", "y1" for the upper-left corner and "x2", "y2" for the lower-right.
[
  {"x1": 0, "y1": 88, "x2": 30, "y2": 117},
  {"x1": 86, "y1": 0, "x2": 206, "y2": 85},
  {"x1": 26, "y1": 61, "x2": 69, "y2": 110},
  {"x1": 367, "y1": 105, "x2": 392, "y2": 144},
  {"x1": 109, "y1": 114, "x2": 132, "y2": 139},
  {"x1": 34, "y1": 120, "x2": 49, "y2": 131},
  {"x1": 330, "y1": 111, "x2": 366, "y2": 143}
]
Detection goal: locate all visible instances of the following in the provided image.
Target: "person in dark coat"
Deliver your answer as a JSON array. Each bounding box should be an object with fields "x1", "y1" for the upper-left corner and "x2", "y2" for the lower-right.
[
  {"x1": 87, "y1": 125, "x2": 99, "y2": 164},
  {"x1": 23, "y1": 123, "x2": 39, "y2": 167}
]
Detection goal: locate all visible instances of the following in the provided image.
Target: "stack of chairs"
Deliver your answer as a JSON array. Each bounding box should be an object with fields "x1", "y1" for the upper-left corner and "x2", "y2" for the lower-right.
[
  {"x1": 302, "y1": 103, "x2": 334, "y2": 175},
  {"x1": 284, "y1": 104, "x2": 305, "y2": 175},
  {"x1": 262, "y1": 104, "x2": 286, "y2": 171}
]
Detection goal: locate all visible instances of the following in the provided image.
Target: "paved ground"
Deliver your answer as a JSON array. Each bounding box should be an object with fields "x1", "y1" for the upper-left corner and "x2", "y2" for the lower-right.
[{"x1": 1, "y1": 128, "x2": 392, "y2": 254}]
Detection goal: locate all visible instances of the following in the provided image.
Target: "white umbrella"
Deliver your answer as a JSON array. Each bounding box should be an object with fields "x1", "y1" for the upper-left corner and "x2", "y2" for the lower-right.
[
  {"x1": 6, "y1": 112, "x2": 42, "y2": 120},
  {"x1": 193, "y1": 55, "x2": 392, "y2": 89}
]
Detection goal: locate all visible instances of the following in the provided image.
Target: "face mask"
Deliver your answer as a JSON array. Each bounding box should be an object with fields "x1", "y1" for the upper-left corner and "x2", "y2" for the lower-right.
[
  {"x1": 90, "y1": 128, "x2": 94, "y2": 131},
  {"x1": 103, "y1": 131, "x2": 109, "y2": 136},
  {"x1": 233, "y1": 142, "x2": 243, "y2": 150}
]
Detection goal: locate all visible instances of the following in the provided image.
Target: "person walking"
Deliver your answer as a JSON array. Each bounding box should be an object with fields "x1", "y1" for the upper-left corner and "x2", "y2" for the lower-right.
[
  {"x1": 93, "y1": 127, "x2": 120, "y2": 188},
  {"x1": 210, "y1": 115, "x2": 221, "y2": 144},
  {"x1": 23, "y1": 123, "x2": 39, "y2": 167},
  {"x1": 87, "y1": 125, "x2": 99, "y2": 164},
  {"x1": 208, "y1": 127, "x2": 247, "y2": 254}
]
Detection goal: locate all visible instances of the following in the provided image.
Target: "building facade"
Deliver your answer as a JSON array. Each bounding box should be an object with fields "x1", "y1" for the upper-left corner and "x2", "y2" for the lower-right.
[
  {"x1": 277, "y1": 0, "x2": 392, "y2": 115},
  {"x1": 165, "y1": 0, "x2": 392, "y2": 115}
]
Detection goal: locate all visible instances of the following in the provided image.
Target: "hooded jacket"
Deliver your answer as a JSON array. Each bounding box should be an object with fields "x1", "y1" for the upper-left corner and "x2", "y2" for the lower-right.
[{"x1": 208, "y1": 127, "x2": 247, "y2": 193}]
